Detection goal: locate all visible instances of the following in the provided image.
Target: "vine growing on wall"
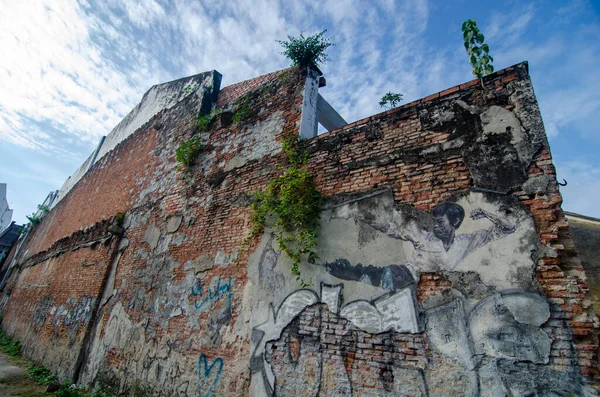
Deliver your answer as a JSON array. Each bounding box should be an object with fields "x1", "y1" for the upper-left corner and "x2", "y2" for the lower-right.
[{"x1": 246, "y1": 128, "x2": 322, "y2": 286}]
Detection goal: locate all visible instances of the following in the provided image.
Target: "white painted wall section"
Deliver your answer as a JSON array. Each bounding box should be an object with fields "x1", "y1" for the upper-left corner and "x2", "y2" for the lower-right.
[{"x1": 51, "y1": 71, "x2": 222, "y2": 208}]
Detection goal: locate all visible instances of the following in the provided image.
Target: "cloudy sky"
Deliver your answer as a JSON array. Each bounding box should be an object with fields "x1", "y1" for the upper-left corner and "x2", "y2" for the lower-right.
[{"x1": 1, "y1": 0, "x2": 599, "y2": 224}]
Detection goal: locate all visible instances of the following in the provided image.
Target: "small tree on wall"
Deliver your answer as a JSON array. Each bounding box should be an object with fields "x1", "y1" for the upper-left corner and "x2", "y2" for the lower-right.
[
  {"x1": 462, "y1": 19, "x2": 494, "y2": 86},
  {"x1": 277, "y1": 30, "x2": 335, "y2": 68},
  {"x1": 379, "y1": 92, "x2": 403, "y2": 110}
]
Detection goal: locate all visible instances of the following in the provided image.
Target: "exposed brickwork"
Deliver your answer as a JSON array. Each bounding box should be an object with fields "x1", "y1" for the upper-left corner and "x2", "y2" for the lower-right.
[
  {"x1": 216, "y1": 69, "x2": 288, "y2": 108},
  {"x1": 0, "y1": 62, "x2": 597, "y2": 394},
  {"x1": 514, "y1": 147, "x2": 600, "y2": 384}
]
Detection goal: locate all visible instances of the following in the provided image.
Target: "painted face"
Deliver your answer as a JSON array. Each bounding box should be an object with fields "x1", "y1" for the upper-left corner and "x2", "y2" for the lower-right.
[{"x1": 433, "y1": 214, "x2": 454, "y2": 244}]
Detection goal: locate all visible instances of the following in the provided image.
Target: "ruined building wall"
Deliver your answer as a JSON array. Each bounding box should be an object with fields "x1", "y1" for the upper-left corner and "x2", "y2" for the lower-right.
[{"x1": 0, "y1": 63, "x2": 598, "y2": 396}]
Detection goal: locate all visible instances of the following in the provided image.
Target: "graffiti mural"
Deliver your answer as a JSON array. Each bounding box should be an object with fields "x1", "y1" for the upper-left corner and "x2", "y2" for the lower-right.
[
  {"x1": 197, "y1": 353, "x2": 223, "y2": 397},
  {"x1": 256, "y1": 288, "x2": 582, "y2": 396},
  {"x1": 391, "y1": 204, "x2": 516, "y2": 271},
  {"x1": 250, "y1": 283, "x2": 420, "y2": 396},
  {"x1": 191, "y1": 275, "x2": 233, "y2": 311},
  {"x1": 248, "y1": 190, "x2": 590, "y2": 396}
]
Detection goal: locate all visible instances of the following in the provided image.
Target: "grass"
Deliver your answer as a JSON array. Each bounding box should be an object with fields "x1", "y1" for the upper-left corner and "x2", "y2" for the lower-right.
[
  {"x1": 0, "y1": 330, "x2": 120, "y2": 397},
  {"x1": 27, "y1": 362, "x2": 56, "y2": 386},
  {"x1": 0, "y1": 330, "x2": 21, "y2": 357}
]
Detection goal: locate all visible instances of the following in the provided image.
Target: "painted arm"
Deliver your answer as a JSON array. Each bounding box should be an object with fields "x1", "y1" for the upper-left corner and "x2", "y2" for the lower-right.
[
  {"x1": 470, "y1": 208, "x2": 516, "y2": 235},
  {"x1": 386, "y1": 221, "x2": 425, "y2": 250}
]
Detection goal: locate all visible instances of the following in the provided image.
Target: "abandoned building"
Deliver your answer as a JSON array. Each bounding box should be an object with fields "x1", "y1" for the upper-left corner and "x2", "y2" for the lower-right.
[{"x1": 0, "y1": 62, "x2": 599, "y2": 396}]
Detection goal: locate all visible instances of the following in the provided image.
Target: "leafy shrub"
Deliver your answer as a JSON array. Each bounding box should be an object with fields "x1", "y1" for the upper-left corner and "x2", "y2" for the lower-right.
[
  {"x1": 462, "y1": 19, "x2": 494, "y2": 82},
  {"x1": 197, "y1": 109, "x2": 223, "y2": 131},
  {"x1": 277, "y1": 30, "x2": 334, "y2": 68},
  {"x1": 27, "y1": 362, "x2": 57, "y2": 385},
  {"x1": 379, "y1": 92, "x2": 403, "y2": 110},
  {"x1": 26, "y1": 204, "x2": 49, "y2": 226},
  {"x1": 175, "y1": 136, "x2": 204, "y2": 168},
  {"x1": 197, "y1": 114, "x2": 213, "y2": 131}
]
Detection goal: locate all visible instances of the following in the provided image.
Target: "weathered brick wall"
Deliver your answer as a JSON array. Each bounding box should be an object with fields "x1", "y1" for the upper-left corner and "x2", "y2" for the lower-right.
[
  {"x1": 0, "y1": 67, "x2": 308, "y2": 394},
  {"x1": 0, "y1": 62, "x2": 597, "y2": 396},
  {"x1": 0, "y1": 219, "x2": 119, "y2": 380},
  {"x1": 247, "y1": 62, "x2": 599, "y2": 395}
]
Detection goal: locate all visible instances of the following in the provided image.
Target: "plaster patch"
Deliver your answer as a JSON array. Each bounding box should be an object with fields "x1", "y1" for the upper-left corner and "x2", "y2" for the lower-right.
[
  {"x1": 143, "y1": 223, "x2": 161, "y2": 250},
  {"x1": 166, "y1": 215, "x2": 183, "y2": 233}
]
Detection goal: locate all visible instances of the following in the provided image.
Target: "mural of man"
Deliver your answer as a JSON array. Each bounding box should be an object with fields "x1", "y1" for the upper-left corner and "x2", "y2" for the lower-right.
[
  {"x1": 390, "y1": 202, "x2": 516, "y2": 270},
  {"x1": 314, "y1": 201, "x2": 516, "y2": 292}
]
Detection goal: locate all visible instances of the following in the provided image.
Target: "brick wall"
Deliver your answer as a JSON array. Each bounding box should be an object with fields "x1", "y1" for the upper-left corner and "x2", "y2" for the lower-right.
[{"x1": 1, "y1": 62, "x2": 597, "y2": 396}]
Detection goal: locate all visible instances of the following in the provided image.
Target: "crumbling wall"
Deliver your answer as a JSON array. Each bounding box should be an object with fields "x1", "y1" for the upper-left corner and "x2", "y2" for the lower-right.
[
  {"x1": 0, "y1": 219, "x2": 120, "y2": 381},
  {"x1": 0, "y1": 63, "x2": 597, "y2": 396},
  {"x1": 0, "y1": 67, "x2": 307, "y2": 395},
  {"x1": 248, "y1": 63, "x2": 599, "y2": 396}
]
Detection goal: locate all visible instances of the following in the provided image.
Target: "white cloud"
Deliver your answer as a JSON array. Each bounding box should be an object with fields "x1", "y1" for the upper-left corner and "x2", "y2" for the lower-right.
[
  {"x1": 486, "y1": 4, "x2": 534, "y2": 44},
  {"x1": 1, "y1": 0, "x2": 598, "y2": 225},
  {"x1": 0, "y1": 1, "x2": 142, "y2": 151}
]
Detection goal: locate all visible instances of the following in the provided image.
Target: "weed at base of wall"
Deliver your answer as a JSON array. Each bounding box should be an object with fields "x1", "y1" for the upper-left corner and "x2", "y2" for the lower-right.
[
  {"x1": 0, "y1": 330, "x2": 21, "y2": 357},
  {"x1": 27, "y1": 362, "x2": 57, "y2": 386}
]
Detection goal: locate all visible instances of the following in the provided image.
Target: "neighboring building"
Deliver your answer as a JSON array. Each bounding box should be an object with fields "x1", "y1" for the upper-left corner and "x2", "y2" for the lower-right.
[
  {"x1": 0, "y1": 62, "x2": 598, "y2": 396},
  {"x1": 0, "y1": 184, "x2": 22, "y2": 269},
  {"x1": 566, "y1": 211, "x2": 600, "y2": 316},
  {"x1": 0, "y1": 183, "x2": 13, "y2": 234},
  {"x1": 0, "y1": 222, "x2": 23, "y2": 268}
]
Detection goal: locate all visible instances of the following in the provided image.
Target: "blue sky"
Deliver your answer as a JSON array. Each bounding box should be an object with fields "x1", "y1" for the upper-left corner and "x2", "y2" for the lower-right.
[{"x1": 1, "y1": 0, "x2": 599, "y2": 224}]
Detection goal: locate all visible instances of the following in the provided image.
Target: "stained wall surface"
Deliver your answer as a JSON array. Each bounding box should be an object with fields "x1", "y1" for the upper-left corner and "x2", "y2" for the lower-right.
[{"x1": 1, "y1": 63, "x2": 598, "y2": 397}]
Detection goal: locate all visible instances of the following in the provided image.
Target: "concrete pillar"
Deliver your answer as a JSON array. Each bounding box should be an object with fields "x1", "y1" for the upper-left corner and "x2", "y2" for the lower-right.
[{"x1": 299, "y1": 67, "x2": 320, "y2": 140}]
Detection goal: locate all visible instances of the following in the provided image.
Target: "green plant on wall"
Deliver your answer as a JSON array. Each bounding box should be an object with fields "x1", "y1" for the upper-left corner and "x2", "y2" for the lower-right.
[
  {"x1": 379, "y1": 92, "x2": 403, "y2": 110},
  {"x1": 197, "y1": 108, "x2": 223, "y2": 132},
  {"x1": 232, "y1": 96, "x2": 252, "y2": 125},
  {"x1": 25, "y1": 204, "x2": 49, "y2": 226},
  {"x1": 462, "y1": 19, "x2": 494, "y2": 86},
  {"x1": 247, "y1": 129, "x2": 322, "y2": 286},
  {"x1": 277, "y1": 30, "x2": 335, "y2": 68},
  {"x1": 176, "y1": 136, "x2": 204, "y2": 168}
]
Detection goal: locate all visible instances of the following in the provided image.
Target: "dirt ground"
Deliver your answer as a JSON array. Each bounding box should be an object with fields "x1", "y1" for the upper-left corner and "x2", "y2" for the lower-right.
[{"x1": 0, "y1": 351, "x2": 49, "y2": 397}]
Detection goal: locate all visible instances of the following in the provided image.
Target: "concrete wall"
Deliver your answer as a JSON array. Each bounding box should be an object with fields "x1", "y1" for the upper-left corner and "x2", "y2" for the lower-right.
[
  {"x1": 1, "y1": 63, "x2": 598, "y2": 396},
  {"x1": 51, "y1": 71, "x2": 222, "y2": 208}
]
